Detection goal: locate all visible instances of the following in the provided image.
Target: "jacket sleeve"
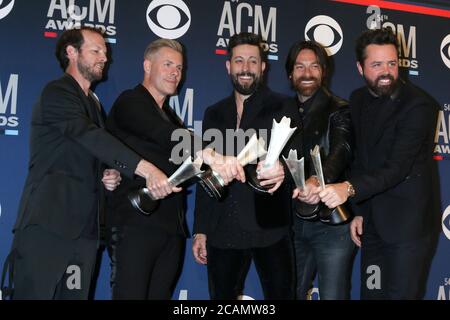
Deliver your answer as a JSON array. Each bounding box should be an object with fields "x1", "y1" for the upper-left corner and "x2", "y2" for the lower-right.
[
  {"x1": 39, "y1": 80, "x2": 141, "y2": 178},
  {"x1": 323, "y1": 106, "x2": 353, "y2": 183},
  {"x1": 349, "y1": 97, "x2": 436, "y2": 203}
]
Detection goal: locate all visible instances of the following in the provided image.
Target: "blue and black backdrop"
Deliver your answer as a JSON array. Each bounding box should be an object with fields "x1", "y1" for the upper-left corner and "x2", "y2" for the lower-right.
[{"x1": 0, "y1": 0, "x2": 449, "y2": 300}]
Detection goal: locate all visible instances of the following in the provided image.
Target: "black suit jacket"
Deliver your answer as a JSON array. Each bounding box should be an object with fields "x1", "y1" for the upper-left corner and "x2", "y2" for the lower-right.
[
  {"x1": 193, "y1": 86, "x2": 300, "y2": 238},
  {"x1": 349, "y1": 80, "x2": 438, "y2": 243},
  {"x1": 106, "y1": 84, "x2": 191, "y2": 236},
  {"x1": 13, "y1": 74, "x2": 142, "y2": 240}
]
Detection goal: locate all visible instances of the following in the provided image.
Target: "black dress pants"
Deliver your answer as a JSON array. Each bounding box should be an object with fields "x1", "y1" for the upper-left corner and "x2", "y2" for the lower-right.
[
  {"x1": 206, "y1": 236, "x2": 295, "y2": 300},
  {"x1": 11, "y1": 225, "x2": 98, "y2": 300},
  {"x1": 107, "y1": 225, "x2": 184, "y2": 300},
  {"x1": 360, "y1": 221, "x2": 432, "y2": 300}
]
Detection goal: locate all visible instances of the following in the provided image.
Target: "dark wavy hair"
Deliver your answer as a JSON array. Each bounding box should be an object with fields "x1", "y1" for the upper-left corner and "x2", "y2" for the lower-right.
[
  {"x1": 227, "y1": 32, "x2": 267, "y2": 62},
  {"x1": 355, "y1": 27, "x2": 398, "y2": 64},
  {"x1": 285, "y1": 40, "x2": 328, "y2": 80}
]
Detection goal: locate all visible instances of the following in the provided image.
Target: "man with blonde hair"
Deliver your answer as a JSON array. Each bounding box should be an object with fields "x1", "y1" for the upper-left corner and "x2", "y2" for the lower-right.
[{"x1": 105, "y1": 38, "x2": 243, "y2": 299}]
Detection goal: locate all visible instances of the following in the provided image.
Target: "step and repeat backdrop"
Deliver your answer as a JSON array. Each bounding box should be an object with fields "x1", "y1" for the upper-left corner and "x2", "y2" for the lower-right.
[{"x1": 0, "y1": 0, "x2": 449, "y2": 300}]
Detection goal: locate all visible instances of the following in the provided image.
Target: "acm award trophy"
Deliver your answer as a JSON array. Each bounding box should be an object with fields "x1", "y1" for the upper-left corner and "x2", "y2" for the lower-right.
[
  {"x1": 128, "y1": 156, "x2": 204, "y2": 215},
  {"x1": 283, "y1": 149, "x2": 320, "y2": 220},
  {"x1": 196, "y1": 133, "x2": 267, "y2": 200},
  {"x1": 310, "y1": 145, "x2": 352, "y2": 225},
  {"x1": 246, "y1": 116, "x2": 297, "y2": 193}
]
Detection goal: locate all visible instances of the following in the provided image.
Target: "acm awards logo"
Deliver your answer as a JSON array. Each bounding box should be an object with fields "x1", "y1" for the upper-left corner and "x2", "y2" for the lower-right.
[
  {"x1": 304, "y1": 15, "x2": 343, "y2": 56},
  {"x1": 434, "y1": 103, "x2": 450, "y2": 160},
  {"x1": 146, "y1": 0, "x2": 191, "y2": 39},
  {"x1": 215, "y1": 1, "x2": 279, "y2": 61},
  {"x1": 0, "y1": 0, "x2": 14, "y2": 20},
  {"x1": 0, "y1": 74, "x2": 19, "y2": 136},
  {"x1": 45, "y1": 0, "x2": 117, "y2": 43},
  {"x1": 441, "y1": 34, "x2": 450, "y2": 69},
  {"x1": 366, "y1": 5, "x2": 419, "y2": 76},
  {"x1": 169, "y1": 88, "x2": 194, "y2": 127}
]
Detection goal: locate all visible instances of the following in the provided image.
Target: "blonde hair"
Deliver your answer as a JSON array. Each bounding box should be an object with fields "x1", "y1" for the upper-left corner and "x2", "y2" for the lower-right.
[{"x1": 144, "y1": 38, "x2": 183, "y2": 60}]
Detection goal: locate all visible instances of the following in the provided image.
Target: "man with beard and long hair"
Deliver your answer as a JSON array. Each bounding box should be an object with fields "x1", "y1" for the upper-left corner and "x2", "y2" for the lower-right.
[
  {"x1": 319, "y1": 28, "x2": 439, "y2": 299},
  {"x1": 192, "y1": 32, "x2": 299, "y2": 299},
  {"x1": 285, "y1": 40, "x2": 355, "y2": 299},
  {"x1": 1, "y1": 27, "x2": 174, "y2": 299}
]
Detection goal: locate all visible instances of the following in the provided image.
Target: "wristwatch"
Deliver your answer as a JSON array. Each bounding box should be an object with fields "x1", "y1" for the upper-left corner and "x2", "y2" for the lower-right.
[{"x1": 345, "y1": 181, "x2": 356, "y2": 198}]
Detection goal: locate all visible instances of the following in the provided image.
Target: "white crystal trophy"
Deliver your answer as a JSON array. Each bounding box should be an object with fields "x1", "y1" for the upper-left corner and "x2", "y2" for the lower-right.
[
  {"x1": 197, "y1": 133, "x2": 267, "y2": 200},
  {"x1": 247, "y1": 116, "x2": 297, "y2": 193},
  {"x1": 310, "y1": 145, "x2": 352, "y2": 225},
  {"x1": 282, "y1": 149, "x2": 306, "y2": 190},
  {"x1": 264, "y1": 117, "x2": 297, "y2": 168},
  {"x1": 129, "y1": 156, "x2": 204, "y2": 215}
]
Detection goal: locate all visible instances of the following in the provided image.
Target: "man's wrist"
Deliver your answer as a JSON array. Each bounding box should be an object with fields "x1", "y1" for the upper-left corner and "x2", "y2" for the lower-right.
[
  {"x1": 193, "y1": 233, "x2": 206, "y2": 240},
  {"x1": 344, "y1": 181, "x2": 356, "y2": 198}
]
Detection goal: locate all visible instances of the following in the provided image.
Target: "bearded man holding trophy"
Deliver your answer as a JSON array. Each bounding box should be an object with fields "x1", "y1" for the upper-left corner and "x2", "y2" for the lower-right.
[
  {"x1": 282, "y1": 40, "x2": 355, "y2": 300},
  {"x1": 192, "y1": 32, "x2": 300, "y2": 300}
]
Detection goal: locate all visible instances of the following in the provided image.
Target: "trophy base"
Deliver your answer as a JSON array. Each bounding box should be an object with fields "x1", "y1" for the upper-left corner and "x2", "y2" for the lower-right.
[
  {"x1": 245, "y1": 164, "x2": 275, "y2": 194},
  {"x1": 319, "y1": 205, "x2": 352, "y2": 225},
  {"x1": 294, "y1": 201, "x2": 320, "y2": 220},
  {"x1": 128, "y1": 188, "x2": 159, "y2": 215},
  {"x1": 196, "y1": 167, "x2": 226, "y2": 200}
]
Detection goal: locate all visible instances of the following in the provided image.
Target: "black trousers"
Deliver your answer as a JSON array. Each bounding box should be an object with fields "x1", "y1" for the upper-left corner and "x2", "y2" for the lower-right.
[
  {"x1": 107, "y1": 226, "x2": 184, "y2": 300},
  {"x1": 11, "y1": 225, "x2": 98, "y2": 300},
  {"x1": 207, "y1": 236, "x2": 295, "y2": 300},
  {"x1": 360, "y1": 221, "x2": 432, "y2": 300}
]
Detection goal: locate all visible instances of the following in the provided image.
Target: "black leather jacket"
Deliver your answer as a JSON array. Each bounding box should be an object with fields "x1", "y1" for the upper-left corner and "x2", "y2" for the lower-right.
[{"x1": 291, "y1": 87, "x2": 353, "y2": 217}]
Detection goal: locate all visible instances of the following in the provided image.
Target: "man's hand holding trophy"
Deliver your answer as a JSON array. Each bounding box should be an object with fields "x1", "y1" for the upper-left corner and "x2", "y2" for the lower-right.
[
  {"x1": 245, "y1": 116, "x2": 297, "y2": 194},
  {"x1": 128, "y1": 116, "x2": 298, "y2": 214},
  {"x1": 283, "y1": 145, "x2": 352, "y2": 225}
]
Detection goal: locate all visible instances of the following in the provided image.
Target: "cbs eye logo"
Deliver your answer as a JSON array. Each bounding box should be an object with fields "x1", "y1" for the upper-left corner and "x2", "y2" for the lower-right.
[
  {"x1": 442, "y1": 205, "x2": 450, "y2": 240},
  {"x1": 146, "y1": 0, "x2": 191, "y2": 39},
  {"x1": 441, "y1": 34, "x2": 450, "y2": 69},
  {"x1": 0, "y1": 0, "x2": 15, "y2": 20},
  {"x1": 304, "y1": 15, "x2": 343, "y2": 56}
]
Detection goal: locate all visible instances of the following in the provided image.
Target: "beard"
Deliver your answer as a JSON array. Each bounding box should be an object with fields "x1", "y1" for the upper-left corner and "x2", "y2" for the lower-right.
[
  {"x1": 364, "y1": 73, "x2": 399, "y2": 97},
  {"x1": 231, "y1": 72, "x2": 262, "y2": 95},
  {"x1": 293, "y1": 76, "x2": 321, "y2": 98},
  {"x1": 77, "y1": 58, "x2": 104, "y2": 83}
]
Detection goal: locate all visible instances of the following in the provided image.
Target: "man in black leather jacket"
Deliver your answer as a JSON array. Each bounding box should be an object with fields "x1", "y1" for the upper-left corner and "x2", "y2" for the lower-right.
[{"x1": 285, "y1": 40, "x2": 355, "y2": 299}]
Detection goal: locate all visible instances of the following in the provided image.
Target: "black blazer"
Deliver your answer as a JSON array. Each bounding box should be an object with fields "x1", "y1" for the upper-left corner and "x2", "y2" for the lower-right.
[
  {"x1": 349, "y1": 80, "x2": 438, "y2": 243},
  {"x1": 13, "y1": 74, "x2": 141, "y2": 240},
  {"x1": 106, "y1": 84, "x2": 191, "y2": 236},
  {"x1": 193, "y1": 86, "x2": 300, "y2": 236}
]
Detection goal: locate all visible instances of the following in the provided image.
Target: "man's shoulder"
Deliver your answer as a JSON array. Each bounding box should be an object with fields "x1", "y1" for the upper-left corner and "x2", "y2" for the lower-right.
[
  {"x1": 400, "y1": 81, "x2": 429, "y2": 102},
  {"x1": 112, "y1": 85, "x2": 149, "y2": 108},
  {"x1": 260, "y1": 87, "x2": 288, "y2": 104},
  {"x1": 43, "y1": 74, "x2": 76, "y2": 91},
  {"x1": 349, "y1": 86, "x2": 367, "y2": 102},
  {"x1": 204, "y1": 95, "x2": 233, "y2": 115},
  {"x1": 41, "y1": 74, "x2": 82, "y2": 100},
  {"x1": 330, "y1": 93, "x2": 349, "y2": 108}
]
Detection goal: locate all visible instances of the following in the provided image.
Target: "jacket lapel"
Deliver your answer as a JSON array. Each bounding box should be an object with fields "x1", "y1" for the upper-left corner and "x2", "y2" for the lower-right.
[
  {"x1": 303, "y1": 88, "x2": 331, "y2": 138},
  {"x1": 88, "y1": 91, "x2": 106, "y2": 128}
]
